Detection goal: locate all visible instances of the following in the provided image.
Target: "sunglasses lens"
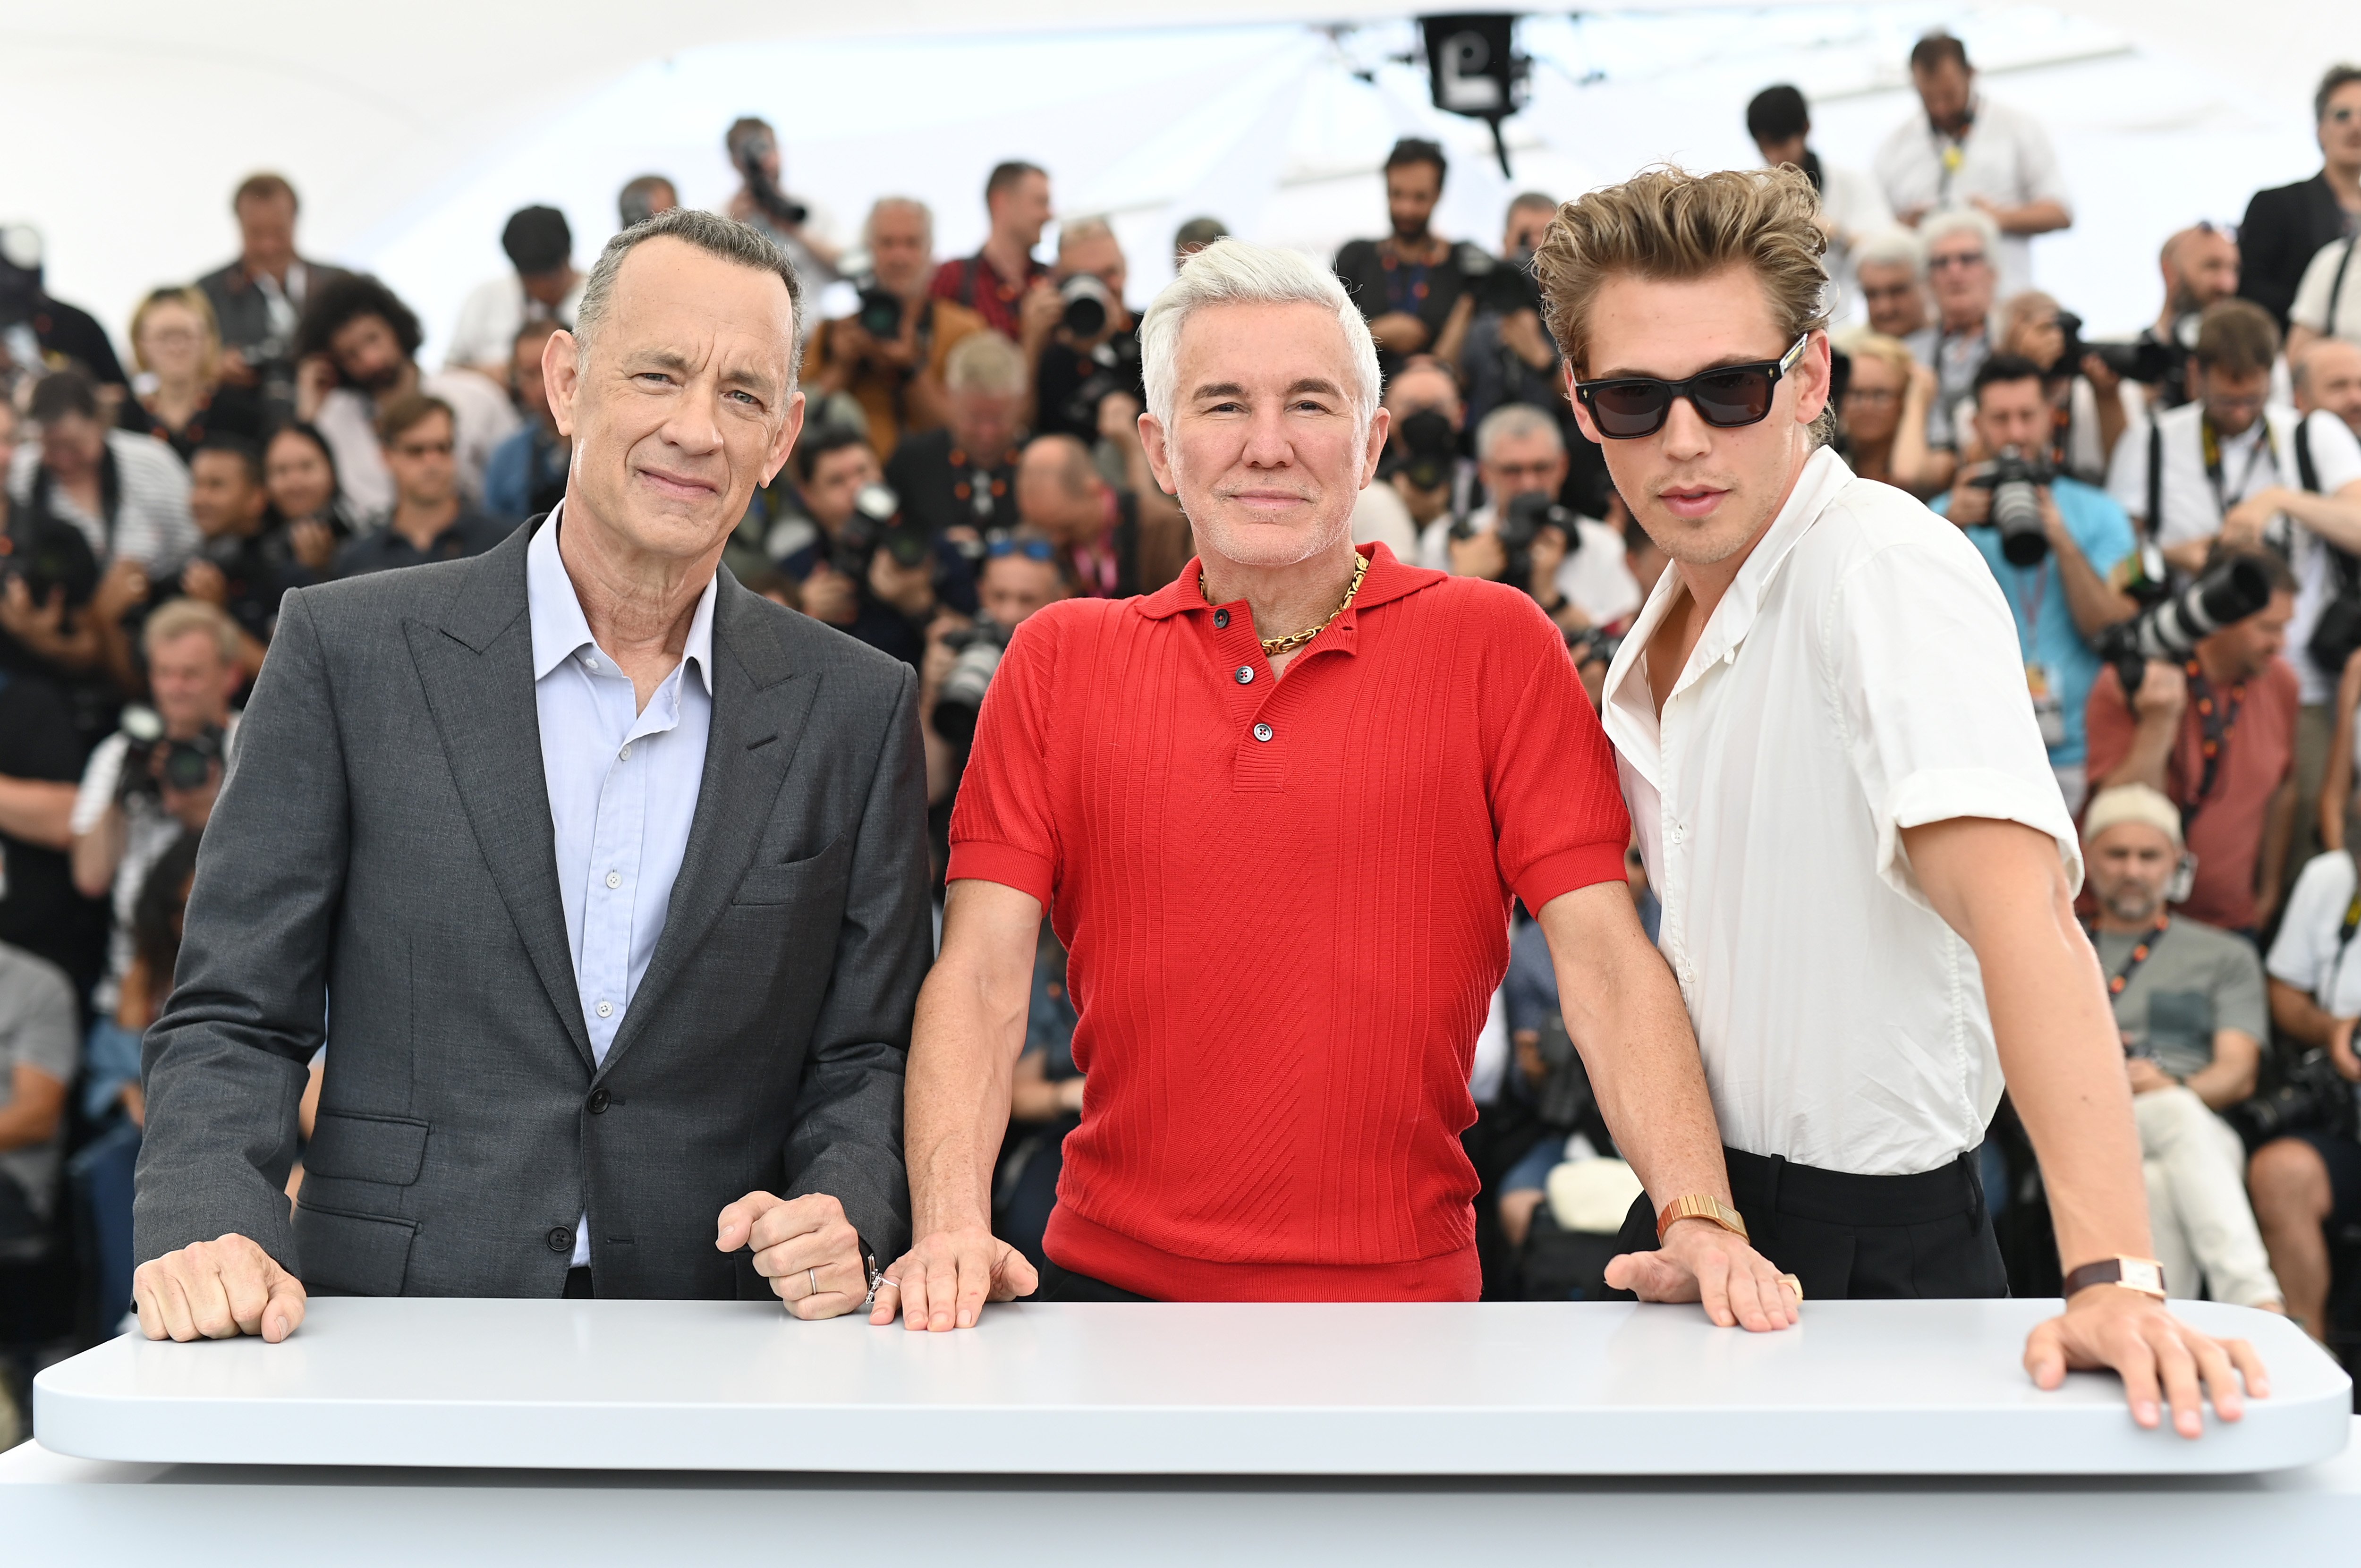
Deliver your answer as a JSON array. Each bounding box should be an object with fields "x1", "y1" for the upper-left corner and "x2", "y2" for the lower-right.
[
  {"x1": 1588, "y1": 381, "x2": 1670, "y2": 438},
  {"x1": 1690, "y1": 368, "x2": 1776, "y2": 427}
]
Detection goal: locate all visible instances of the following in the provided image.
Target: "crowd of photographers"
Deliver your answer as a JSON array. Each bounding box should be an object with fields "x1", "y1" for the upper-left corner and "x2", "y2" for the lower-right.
[{"x1": 4, "y1": 29, "x2": 2361, "y2": 1426}]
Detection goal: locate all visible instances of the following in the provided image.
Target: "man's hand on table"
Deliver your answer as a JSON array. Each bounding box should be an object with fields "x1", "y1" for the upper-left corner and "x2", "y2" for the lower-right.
[
  {"x1": 134, "y1": 1233, "x2": 307, "y2": 1342},
  {"x1": 1603, "y1": 1217, "x2": 1801, "y2": 1331},
  {"x1": 2025, "y1": 1285, "x2": 2270, "y2": 1438},
  {"x1": 870, "y1": 1223, "x2": 1039, "y2": 1331},
  {"x1": 715, "y1": 1191, "x2": 872, "y2": 1320}
]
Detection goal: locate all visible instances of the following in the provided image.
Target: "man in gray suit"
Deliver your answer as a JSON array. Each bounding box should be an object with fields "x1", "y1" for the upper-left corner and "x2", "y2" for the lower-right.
[{"x1": 132, "y1": 208, "x2": 930, "y2": 1341}]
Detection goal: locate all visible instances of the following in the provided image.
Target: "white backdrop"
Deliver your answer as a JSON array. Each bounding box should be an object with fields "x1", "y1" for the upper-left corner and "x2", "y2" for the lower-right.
[{"x1": 5, "y1": 0, "x2": 2357, "y2": 356}]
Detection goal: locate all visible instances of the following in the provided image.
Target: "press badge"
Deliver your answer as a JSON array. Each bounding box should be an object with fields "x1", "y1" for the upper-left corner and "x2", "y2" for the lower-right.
[{"x1": 2028, "y1": 663, "x2": 2066, "y2": 750}]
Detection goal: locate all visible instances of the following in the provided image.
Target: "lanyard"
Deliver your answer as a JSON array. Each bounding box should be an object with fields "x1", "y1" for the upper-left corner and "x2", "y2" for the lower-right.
[
  {"x1": 2180, "y1": 659, "x2": 2246, "y2": 831},
  {"x1": 2006, "y1": 561, "x2": 2049, "y2": 655},
  {"x1": 1378, "y1": 239, "x2": 1440, "y2": 314},
  {"x1": 1928, "y1": 103, "x2": 1976, "y2": 203},
  {"x1": 2086, "y1": 916, "x2": 2170, "y2": 997},
  {"x1": 2201, "y1": 416, "x2": 2276, "y2": 518}
]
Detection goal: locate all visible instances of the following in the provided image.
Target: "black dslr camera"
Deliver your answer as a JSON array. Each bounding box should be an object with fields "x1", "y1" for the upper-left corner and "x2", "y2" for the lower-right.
[
  {"x1": 1966, "y1": 445, "x2": 2056, "y2": 567},
  {"x1": 115, "y1": 706, "x2": 226, "y2": 803},
  {"x1": 932, "y1": 617, "x2": 1015, "y2": 746},
  {"x1": 1392, "y1": 408, "x2": 1458, "y2": 494},
  {"x1": 1451, "y1": 490, "x2": 1576, "y2": 596},
  {"x1": 2058, "y1": 310, "x2": 2183, "y2": 387},
  {"x1": 1460, "y1": 243, "x2": 1544, "y2": 317},
  {"x1": 832, "y1": 483, "x2": 931, "y2": 582},
  {"x1": 732, "y1": 129, "x2": 808, "y2": 228},
  {"x1": 852, "y1": 280, "x2": 903, "y2": 340}
]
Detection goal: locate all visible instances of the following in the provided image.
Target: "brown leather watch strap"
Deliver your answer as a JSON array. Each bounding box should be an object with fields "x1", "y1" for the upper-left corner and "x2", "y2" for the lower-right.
[{"x1": 2063, "y1": 1255, "x2": 2166, "y2": 1300}]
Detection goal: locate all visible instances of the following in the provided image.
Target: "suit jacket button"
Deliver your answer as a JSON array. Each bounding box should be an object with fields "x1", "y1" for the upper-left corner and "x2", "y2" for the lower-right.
[
  {"x1": 587, "y1": 1087, "x2": 611, "y2": 1115},
  {"x1": 548, "y1": 1226, "x2": 573, "y2": 1254}
]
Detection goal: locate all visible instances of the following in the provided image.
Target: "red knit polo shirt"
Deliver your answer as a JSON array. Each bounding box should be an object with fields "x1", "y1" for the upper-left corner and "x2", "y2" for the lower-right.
[{"x1": 948, "y1": 543, "x2": 1631, "y2": 1300}]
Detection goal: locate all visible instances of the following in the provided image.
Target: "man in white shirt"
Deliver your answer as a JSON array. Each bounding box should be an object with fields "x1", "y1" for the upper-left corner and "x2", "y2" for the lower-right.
[
  {"x1": 1902, "y1": 210, "x2": 2002, "y2": 451},
  {"x1": 445, "y1": 205, "x2": 585, "y2": 380},
  {"x1": 1875, "y1": 32, "x2": 2072, "y2": 299},
  {"x1": 2288, "y1": 234, "x2": 2361, "y2": 361},
  {"x1": 1535, "y1": 162, "x2": 2266, "y2": 1436},
  {"x1": 1748, "y1": 84, "x2": 1891, "y2": 322},
  {"x1": 9, "y1": 370, "x2": 197, "y2": 578},
  {"x1": 1420, "y1": 403, "x2": 1641, "y2": 631}
]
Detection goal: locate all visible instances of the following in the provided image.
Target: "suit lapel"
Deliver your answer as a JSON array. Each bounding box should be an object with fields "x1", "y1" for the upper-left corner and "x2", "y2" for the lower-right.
[
  {"x1": 402, "y1": 524, "x2": 596, "y2": 1073},
  {"x1": 594, "y1": 575, "x2": 818, "y2": 1081}
]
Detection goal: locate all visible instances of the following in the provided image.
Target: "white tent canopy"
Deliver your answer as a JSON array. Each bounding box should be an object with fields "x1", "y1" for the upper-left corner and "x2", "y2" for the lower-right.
[{"x1": 7, "y1": 1, "x2": 2358, "y2": 356}]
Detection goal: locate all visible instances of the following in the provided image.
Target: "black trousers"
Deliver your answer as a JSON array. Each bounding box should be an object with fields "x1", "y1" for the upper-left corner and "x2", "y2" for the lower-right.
[
  {"x1": 1614, "y1": 1146, "x2": 2008, "y2": 1301},
  {"x1": 1036, "y1": 1256, "x2": 1153, "y2": 1302}
]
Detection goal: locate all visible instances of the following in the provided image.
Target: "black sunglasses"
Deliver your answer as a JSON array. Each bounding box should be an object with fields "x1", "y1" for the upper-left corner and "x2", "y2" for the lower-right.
[
  {"x1": 1574, "y1": 333, "x2": 1811, "y2": 440},
  {"x1": 987, "y1": 536, "x2": 1058, "y2": 562}
]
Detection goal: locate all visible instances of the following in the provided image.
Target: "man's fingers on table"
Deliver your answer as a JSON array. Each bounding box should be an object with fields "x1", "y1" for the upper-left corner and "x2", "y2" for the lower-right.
[
  {"x1": 784, "y1": 1257, "x2": 867, "y2": 1321},
  {"x1": 989, "y1": 1246, "x2": 1040, "y2": 1302},
  {"x1": 1602, "y1": 1249, "x2": 1701, "y2": 1303},
  {"x1": 953, "y1": 1250, "x2": 995, "y2": 1330},
  {"x1": 867, "y1": 1275, "x2": 902, "y2": 1326},
  {"x1": 924, "y1": 1249, "x2": 963, "y2": 1332},
  {"x1": 2186, "y1": 1330, "x2": 2246, "y2": 1423},
  {"x1": 2222, "y1": 1335, "x2": 2271, "y2": 1400},
  {"x1": 749, "y1": 1224, "x2": 859, "y2": 1280},
  {"x1": 2106, "y1": 1326, "x2": 2166, "y2": 1430},
  {"x1": 2145, "y1": 1318, "x2": 2207, "y2": 1438},
  {"x1": 713, "y1": 1190, "x2": 790, "y2": 1251},
  {"x1": 261, "y1": 1267, "x2": 306, "y2": 1343},
  {"x1": 2022, "y1": 1318, "x2": 2069, "y2": 1390},
  {"x1": 748, "y1": 1194, "x2": 849, "y2": 1254}
]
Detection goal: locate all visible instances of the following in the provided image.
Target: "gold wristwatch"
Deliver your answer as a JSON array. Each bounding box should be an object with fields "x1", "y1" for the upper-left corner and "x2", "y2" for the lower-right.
[{"x1": 1655, "y1": 1194, "x2": 1749, "y2": 1243}]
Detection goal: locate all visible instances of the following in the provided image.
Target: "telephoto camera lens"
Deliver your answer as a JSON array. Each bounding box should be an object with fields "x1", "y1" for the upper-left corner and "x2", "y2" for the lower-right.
[
  {"x1": 932, "y1": 619, "x2": 1015, "y2": 746},
  {"x1": 1060, "y1": 275, "x2": 1111, "y2": 338},
  {"x1": 1974, "y1": 446, "x2": 2053, "y2": 567},
  {"x1": 2094, "y1": 553, "x2": 2273, "y2": 698}
]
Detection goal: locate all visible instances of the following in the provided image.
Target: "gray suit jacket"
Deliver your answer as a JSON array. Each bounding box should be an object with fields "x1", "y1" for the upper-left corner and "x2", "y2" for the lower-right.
[{"x1": 135, "y1": 520, "x2": 929, "y2": 1298}]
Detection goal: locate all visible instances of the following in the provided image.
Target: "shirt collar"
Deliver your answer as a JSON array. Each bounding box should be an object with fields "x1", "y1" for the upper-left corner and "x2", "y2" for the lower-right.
[
  {"x1": 1603, "y1": 445, "x2": 1856, "y2": 754},
  {"x1": 1134, "y1": 540, "x2": 1441, "y2": 623},
  {"x1": 527, "y1": 502, "x2": 716, "y2": 695}
]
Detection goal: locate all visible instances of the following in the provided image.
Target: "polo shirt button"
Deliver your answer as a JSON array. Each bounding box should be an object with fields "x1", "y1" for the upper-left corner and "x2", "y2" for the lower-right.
[
  {"x1": 547, "y1": 1226, "x2": 573, "y2": 1254},
  {"x1": 1234, "y1": 666, "x2": 1255, "y2": 685},
  {"x1": 1252, "y1": 722, "x2": 1273, "y2": 742},
  {"x1": 1213, "y1": 610, "x2": 1230, "y2": 629}
]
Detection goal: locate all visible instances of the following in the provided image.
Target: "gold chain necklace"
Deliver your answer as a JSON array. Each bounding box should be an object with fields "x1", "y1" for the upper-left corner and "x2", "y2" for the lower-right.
[{"x1": 1250, "y1": 551, "x2": 1369, "y2": 656}]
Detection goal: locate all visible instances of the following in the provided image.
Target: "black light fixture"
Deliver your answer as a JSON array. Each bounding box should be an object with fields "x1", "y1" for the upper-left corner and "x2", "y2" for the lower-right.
[{"x1": 1419, "y1": 14, "x2": 1529, "y2": 178}]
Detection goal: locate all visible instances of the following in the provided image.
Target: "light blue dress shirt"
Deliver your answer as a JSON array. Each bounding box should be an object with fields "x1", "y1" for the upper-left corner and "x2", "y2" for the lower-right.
[{"x1": 527, "y1": 508, "x2": 716, "y2": 1268}]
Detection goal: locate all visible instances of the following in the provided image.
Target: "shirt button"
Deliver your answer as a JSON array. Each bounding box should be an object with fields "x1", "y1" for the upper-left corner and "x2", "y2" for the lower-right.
[
  {"x1": 584, "y1": 656, "x2": 599, "y2": 671},
  {"x1": 547, "y1": 1226, "x2": 573, "y2": 1254},
  {"x1": 1234, "y1": 665, "x2": 1255, "y2": 685},
  {"x1": 596, "y1": 1000, "x2": 614, "y2": 1019},
  {"x1": 1213, "y1": 610, "x2": 1230, "y2": 629},
  {"x1": 619, "y1": 743, "x2": 632, "y2": 761},
  {"x1": 1252, "y1": 722, "x2": 1273, "y2": 742},
  {"x1": 605, "y1": 871, "x2": 622, "y2": 889}
]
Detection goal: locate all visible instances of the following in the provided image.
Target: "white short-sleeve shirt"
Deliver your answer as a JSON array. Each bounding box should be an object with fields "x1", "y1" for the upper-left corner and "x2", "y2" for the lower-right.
[
  {"x1": 1600, "y1": 448, "x2": 2078, "y2": 1175},
  {"x1": 444, "y1": 271, "x2": 586, "y2": 373},
  {"x1": 1873, "y1": 96, "x2": 2071, "y2": 298},
  {"x1": 2291, "y1": 238, "x2": 2360, "y2": 347},
  {"x1": 2267, "y1": 850, "x2": 2361, "y2": 1016}
]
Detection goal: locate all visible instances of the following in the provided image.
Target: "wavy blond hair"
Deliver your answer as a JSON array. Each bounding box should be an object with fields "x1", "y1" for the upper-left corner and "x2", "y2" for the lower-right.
[{"x1": 1534, "y1": 164, "x2": 1834, "y2": 438}]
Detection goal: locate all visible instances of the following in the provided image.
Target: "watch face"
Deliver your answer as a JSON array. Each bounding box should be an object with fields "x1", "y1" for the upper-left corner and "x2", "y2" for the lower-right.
[{"x1": 2121, "y1": 1258, "x2": 2165, "y2": 1295}]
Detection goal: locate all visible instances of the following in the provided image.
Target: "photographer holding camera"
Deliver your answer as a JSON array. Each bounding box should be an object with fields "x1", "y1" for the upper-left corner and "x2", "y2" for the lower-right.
[
  {"x1": 2087, "y1": 542, "x2": 2300, "y2": 937},
  {"x1": 1935, "y1": 353, "x2": 2137, "y2": 811},
  {"x1": 68, "y1": 600, "x2": 240, "y2": 1018},
  {"x1": 1423, "y1": 404, "x2": 1640, "y2": 635},
  {"x1": 723, "y1": 117, "x2": 839, "y2": 285},
  {"x1": 805, "y1": 199, "x2": 985, "y2": 462},
  {"x1": 1458, "y1": 193, "x2": 1563, "y2": 432},
  {"x1": 884, "y1": 331, "x2": 1027, "y2": 539},
  {"x1": 1021, "y1": 216, "x2": 1142, "y2": 444},
  {"x1": 2089, "y1": 227, "x2": 2242, "y2": 432},
  {"x1": 833, "y1": 479, "x2": 979, "y2": 670}
]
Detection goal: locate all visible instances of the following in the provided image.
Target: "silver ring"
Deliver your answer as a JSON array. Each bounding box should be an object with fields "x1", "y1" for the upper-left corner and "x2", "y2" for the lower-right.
[{"x1": 807, "y1": 1267, "x2": 818, "y2": 1297}]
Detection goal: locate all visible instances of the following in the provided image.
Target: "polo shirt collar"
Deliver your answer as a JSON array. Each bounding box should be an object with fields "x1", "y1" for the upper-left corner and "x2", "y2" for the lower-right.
[
  {"x1": 1135, "y1": 541, "x2": 1442, "y2": 624},
  {"x1": 527, "y1": 502, "x2": 717, "y2": 696}
]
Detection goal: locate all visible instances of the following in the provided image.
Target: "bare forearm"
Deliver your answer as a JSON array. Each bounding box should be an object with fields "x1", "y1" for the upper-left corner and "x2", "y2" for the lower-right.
[
  {"x1": 2184, "y1": 1034, "x2": 2258, "y2": 1110},
  {"x1": 2053, "y1": 536, "x2": 2134, "y2": 638},
  {"x1": 2269, "y1": 487, "x2": 2361, "y2": 553},
  {"x1": 2259, "y1": 778, "x2": 2298, "y2": 909},
  {"x1": 1994, "y1": 200, "x2": 2071, "y2": 236},
  {"x1": 2270, "y1": 978, "x2": 2340, "y2": 1047},
  {"x1": 1540, "y1": 887, "x2": 1732, "y2": 1208},
  {"x1": 904, "y1": 962, "x2": 1028, "y2": 1234},
  {"x1": 0, "y1": 776, "x2": 75, "y2": 849},
  {"x1": 70, "y1": 809, "x2": 125, "y2": 900},
  {"x1": 2101, "y1": 713, "x2": 2179, "y2": 792}
]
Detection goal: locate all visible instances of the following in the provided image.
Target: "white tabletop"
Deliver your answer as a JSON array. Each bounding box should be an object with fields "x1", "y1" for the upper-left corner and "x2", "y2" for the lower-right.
[{"x1": 33, "y1": 1297, "x2": 2351, "y2": 1476}]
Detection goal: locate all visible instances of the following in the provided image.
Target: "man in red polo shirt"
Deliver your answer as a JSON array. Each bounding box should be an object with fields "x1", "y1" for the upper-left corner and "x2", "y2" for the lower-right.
[{"x1": 871, "y1": 240, "x2": 1800, "y2": 1331}]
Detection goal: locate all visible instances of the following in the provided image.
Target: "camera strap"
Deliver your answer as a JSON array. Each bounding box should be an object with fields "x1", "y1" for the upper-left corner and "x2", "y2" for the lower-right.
[
  {"x1": 2201, "y1": 415, "x2": 2276, "y2": 521},
  {"x1": 2178, "y1": 660, "x2": 2245, "y2": 833},
  {"x1": 2323, "y1": 854, "x2": 2361, "y2": 1010},
  {"x1": 2328, "y1": 239, "x2": 2355, "y2": 339}
]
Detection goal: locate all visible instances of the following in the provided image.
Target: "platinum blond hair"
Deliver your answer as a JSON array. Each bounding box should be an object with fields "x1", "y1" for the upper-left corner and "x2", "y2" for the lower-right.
[
  {"x1": 1140, "y1": 238, "x2": 1381, "y2": 445},
  {"x1": 1475, "y1": 402, "x2": 1563, "y2": 461},
  {"x1": 1918, "y1": 206, "x2": 2001, "y2": 261},
  {"x1": 1852, "y1": 225, "x2": 1926, "y2": 277}
]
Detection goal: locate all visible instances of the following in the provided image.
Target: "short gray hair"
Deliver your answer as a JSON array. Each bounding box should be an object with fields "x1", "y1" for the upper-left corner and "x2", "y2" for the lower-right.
[
  {"x1": 1853, "y1": 225, "x2": 1925, "y2": 277},
  {"x1": 573, "y1": 206, "x2": 806, "y2": 383},
  {"x1": 1919, "y1": 207, "x2": 2001, "y2": 261},
  {"x1": 943, "y1": 330, "x2": 1029, "y2": 397},
  {"x1": 1059, "y1": 214, "x2": 1116, "y2": 253},
  {"x1": 865, "y1": 196, "x2": 933, "y2": 250},
  {"x1": 1475, "y1": 402, "x2": 1563, "y2": 461},
  {"x1": 1140, "y1": 238, "x2": 1380, "y2": 442}
]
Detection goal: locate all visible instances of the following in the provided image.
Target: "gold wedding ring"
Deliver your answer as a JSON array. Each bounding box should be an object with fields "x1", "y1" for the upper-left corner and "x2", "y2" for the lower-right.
[{"x1": 1778, "y1": 1273, "x2": 1804, "y2": 1303}]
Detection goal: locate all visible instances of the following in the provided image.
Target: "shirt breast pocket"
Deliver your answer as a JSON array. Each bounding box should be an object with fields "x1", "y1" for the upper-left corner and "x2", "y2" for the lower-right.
[
  {"x1": 731, "y1": 833, "x2": 851, "y2": 907},
  {"x1": 2145, "y1": 990, "x2": 2215, "y2": 1059}
]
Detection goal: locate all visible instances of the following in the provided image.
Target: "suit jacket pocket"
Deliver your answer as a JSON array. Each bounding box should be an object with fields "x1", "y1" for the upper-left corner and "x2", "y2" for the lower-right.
[
  {"x1": 732, "y1": 833, "x2": 851, "y2": 907},
  {"x1": 293, "y1": 1202, "x2": 418, "y2": 1296},
  {"x1": 304, "y1": 1112, "x2": 431, "y2": 1186}
]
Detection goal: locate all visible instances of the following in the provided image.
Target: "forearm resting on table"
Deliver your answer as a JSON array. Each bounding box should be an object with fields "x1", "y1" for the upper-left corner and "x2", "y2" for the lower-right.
[
  {"x1": 1537, "y1": 880, "x2": 1730, "y2": 1210},
  {"x1": 904, "y1": 879, "x2": 1041, "y2": 1233},
  {"x1": 1903, "y1": 817, "x2": 2152, "y2": 1267}
]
